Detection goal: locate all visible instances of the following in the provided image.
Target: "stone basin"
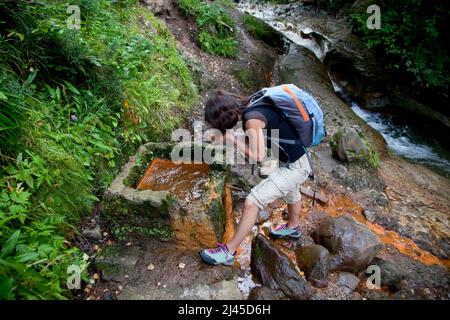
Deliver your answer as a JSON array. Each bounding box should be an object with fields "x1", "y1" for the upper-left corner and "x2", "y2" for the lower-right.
[
  {"x1": 103, "y1": 142, "x2": 229, "y2": 248},
  {"x1": 137, "y1": 158, "x2": 210, "y2": 204}
]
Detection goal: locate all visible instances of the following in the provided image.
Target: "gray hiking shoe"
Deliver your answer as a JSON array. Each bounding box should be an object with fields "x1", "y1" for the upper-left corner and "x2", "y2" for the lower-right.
[
  {"x1": 199, "y1": 243, "x2": 235, "y2": 266},
  {"x1": 269, "y1": 223, "x2": 301, "y2": 239}
]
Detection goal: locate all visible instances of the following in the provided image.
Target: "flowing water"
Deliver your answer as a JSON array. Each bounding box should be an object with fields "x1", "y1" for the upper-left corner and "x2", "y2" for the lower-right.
[
  {"x1": 350, "y1": 103, "x2": 450, "y2": 176},
  {"x1": 238, "y1": 0, "x2": 450, "y2": 176}
]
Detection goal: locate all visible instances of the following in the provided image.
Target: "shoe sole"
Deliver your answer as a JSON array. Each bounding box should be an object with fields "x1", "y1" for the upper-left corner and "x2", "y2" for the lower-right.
[
  {"x1": 199, "y1": 251, "x2": 234, "y2": 266},
  {"x1": 269, "y1": 233, "x2": 301, "y2": 239}
]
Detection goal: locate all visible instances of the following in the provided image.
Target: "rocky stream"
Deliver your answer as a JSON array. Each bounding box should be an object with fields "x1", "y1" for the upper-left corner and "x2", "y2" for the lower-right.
[{"x1": 78, "y1": 0, "x2": 450, "y2": 300}]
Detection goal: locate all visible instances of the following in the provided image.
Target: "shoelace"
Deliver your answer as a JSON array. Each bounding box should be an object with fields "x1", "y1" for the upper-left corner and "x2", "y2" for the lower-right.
[
  {"x1": 208, "y1": 242, "x2": 229, "y2": 257},
  {"x1": 274, "y1": 224, "x2": 299, "y2": 231},
  {"x1": 275, "y1": 223, "x2": 289, "y2": 231}
]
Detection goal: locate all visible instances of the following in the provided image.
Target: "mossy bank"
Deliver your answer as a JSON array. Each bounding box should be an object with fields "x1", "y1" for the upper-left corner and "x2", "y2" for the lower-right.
[{"x1": 0, "y1": 0, "x2": 196, "y2": 299}]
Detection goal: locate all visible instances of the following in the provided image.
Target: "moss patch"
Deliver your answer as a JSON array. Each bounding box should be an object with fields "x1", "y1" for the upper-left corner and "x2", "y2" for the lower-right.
[
  {"x1": 178, "y1": 0, "x2": 238, "y2": 57},
  {"x1": 243, "y1": 15, "x2": 285, "y2": 49}
]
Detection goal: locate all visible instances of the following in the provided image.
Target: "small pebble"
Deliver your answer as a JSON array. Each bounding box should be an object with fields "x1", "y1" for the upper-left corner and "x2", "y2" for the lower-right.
[
  {"x1": 118, "y1": 285, "x2": 123, "y2": 291},
  {"x1": 126, "y1": 242, "x2": 132, "y2": 246},
  {"x1": 103, "y1": 232, "x2": 108, "y2": 237},
  {"x1": 93, "y1": 273, "x2": 99, "y2": 280},
  {"x1": 147, "y1": 264, "x2": 155, "y2": 271},
  {"x1": 179, "y1": 262, "x2": 186, "y2": 269}
]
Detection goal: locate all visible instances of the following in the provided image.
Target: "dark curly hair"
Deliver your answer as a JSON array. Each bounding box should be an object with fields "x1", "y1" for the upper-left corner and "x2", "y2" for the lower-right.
[{"x1": 204, "y1": 90, "x2": 249, "y2": 133}]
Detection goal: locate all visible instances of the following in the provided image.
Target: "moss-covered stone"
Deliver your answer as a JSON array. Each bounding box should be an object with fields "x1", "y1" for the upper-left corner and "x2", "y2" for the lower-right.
[
  {"x1": 95, "y1": 245, "x2": 141, "y2": 282},
  {"x1": 331, "y1": 126, "x2": 379, "y2": 168},
  {"x1": 103, "y1": 142, "x2": 230, "y2": 247}
]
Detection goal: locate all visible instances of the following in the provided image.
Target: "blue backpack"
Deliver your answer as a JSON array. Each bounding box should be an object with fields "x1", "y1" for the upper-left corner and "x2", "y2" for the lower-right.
[{"x1": 246, "y1": 84, "x2": 327, "y2": 148}]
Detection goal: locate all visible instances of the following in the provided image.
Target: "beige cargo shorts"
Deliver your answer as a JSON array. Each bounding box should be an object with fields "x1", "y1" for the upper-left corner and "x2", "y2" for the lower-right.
[{"x1": 247, "y1": 153, "x2": 312, "y2": 209}]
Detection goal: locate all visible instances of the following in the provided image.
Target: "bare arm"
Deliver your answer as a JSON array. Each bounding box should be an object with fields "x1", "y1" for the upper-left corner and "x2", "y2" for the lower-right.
[{"x1": 226, "y1": 119, "x2": 266, "y2": 162}]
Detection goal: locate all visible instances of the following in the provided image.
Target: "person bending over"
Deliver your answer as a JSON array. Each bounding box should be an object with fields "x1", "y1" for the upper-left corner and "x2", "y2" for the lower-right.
[{"x1": 199, "y1": 88, "x2": 313, "y2": 266}]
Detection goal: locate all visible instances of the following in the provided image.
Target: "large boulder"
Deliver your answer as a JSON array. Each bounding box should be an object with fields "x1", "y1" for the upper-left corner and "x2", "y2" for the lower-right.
[
  {"x1": 369, "y1": 250, "x2": 450, "y2": 299},
  {"x1": 330, "y1": 126, "x2": 379, "y2": 168},
  {"x1": 251, "y1": 234, "x2": 313, "y2": 300},
  {"x1": 296, "y1": 244, "x2": 330, "y2": 288},
  {"x1": 313, "y1": 215, "x2": 383, "y2": 272}
]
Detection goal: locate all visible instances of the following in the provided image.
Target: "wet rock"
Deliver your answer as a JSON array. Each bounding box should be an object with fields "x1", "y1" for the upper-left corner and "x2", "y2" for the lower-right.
[
  {"x1": 369, "y1": 251, "x2": 450, "y2": 298},
  {"x1": 330, "y1": 126, "x2": 379, "y2": 168},
  {"x1": 313, "y1": 215, "x2": 383, "y2": 272},
  {"x1": 251, "y1": 234, "x2": 313, "y2": 299},
  {"x1": 247, "y1": 286, "x2": 286, "y2": 300},
  {"x1": 361, "y1": 207, "x2": 398, "y2": 231},
  {"x1": 296, "y1": 244, "x2": 330, "y2": 288},
  {"x1": 362, "y1": 208, "x2": 378, "y2": 223},
  {"x1": 331, "y1": 164, "x2": 347, "y2": 183},
  {"x1": 370, "y1": 257, "x2": 406, "y2": 291},
  {"x1": 82, "y1": 225, "x2": 102, "y2": 241},
  {"x1": 335, "y1": 272, "x2": 360, "y2": 291},
  {"x1": 95, "y1": 245, "x2": 141, "y2": 282}
]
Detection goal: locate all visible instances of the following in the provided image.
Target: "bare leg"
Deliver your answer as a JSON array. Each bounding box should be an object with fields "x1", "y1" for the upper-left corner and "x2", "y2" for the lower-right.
[
  {"x1": 226, "y1": 199, "x2": 259, "y2": 253},
  {"x1": 287, "y1": 199, "x2": 301, "y2": 228}
]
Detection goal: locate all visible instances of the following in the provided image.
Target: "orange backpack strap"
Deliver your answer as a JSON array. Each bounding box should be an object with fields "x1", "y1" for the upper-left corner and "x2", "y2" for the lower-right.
[{"x1": 281, "y1": 84, "x2": 310, "y2": 122}]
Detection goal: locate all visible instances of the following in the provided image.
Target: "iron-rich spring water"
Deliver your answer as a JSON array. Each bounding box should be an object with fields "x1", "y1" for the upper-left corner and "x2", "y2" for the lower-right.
[{"x1": 137, "y1": 159, "x2": 210, "y2": 203}]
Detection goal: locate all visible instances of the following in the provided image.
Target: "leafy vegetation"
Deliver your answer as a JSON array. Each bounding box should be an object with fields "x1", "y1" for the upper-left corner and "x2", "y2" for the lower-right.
[
  {"x1": 0, "y1": 0, "x2": 196, "y2": 299},
  {"x1": 350, "y1": 0, "x2": 449, "y2": 91},
  {"x1": 243, "y1": 14, "x2": 284, "y2": 49},
  {"x1": 315, "y1": 0, "x2": 449, "y2": 93},
  {"x1": 178, "y1": 0, "x2": 238, "y2": 57}
]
